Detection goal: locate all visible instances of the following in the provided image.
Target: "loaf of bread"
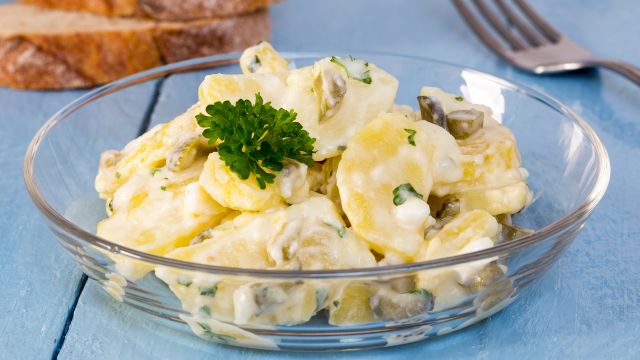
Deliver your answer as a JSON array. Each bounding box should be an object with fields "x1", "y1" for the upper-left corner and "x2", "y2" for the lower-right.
[
  {"x1": 0, "y1": 4, "x2": 270, "y2": 89},
  {"x1": 20, "y1": 0, "x2": 276, "y2": 21}
]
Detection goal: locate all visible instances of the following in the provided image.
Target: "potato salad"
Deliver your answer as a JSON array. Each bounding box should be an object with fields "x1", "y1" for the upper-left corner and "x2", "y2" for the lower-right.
[{"x1": 95, "y1": 42, "x2": 532, "y2": 328}]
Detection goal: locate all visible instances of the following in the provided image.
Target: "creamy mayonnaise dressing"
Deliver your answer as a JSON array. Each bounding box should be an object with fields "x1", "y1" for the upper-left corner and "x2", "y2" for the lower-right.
[{"x1": 96, "y1": 42, "x2": 531, "y2": 329}]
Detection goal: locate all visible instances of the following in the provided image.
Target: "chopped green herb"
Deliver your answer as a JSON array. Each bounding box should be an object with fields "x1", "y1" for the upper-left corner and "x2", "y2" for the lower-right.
[
  {"x1": 199, "y1": 305, "x2": 211, "y2": 317},
  {"x1": 107, "y1": 199, "x2": 114, "y2": 213},
  {"x1": 160, "y1": 186, "x2": 167, "y2": 191},
  {"x1": 197, "y1": 322, "x2": 235, "y2": 344},
  {"x1": 324, "y1": 222, "x2": 347, "y2": 238},
  {"x1": 454, "y1": 95, "x2": 464, "y2": 101},
  {"x1": 196, "y1": 93, "x2": 316, "y2": 189},
  {"x1": 332, "y1": 300, "x2": 340, "y2": 307},
  {"x1": 337, "y1": 145, "x2": 347, "y2": 151},
  {"x1": 115, "y1": 171, "x2": 121, "y2": 179},
  {"x1": 408, "y1": 288, "x2": 433, "y2": 297},
  {"x1": 150, "y1": 168, "x2": 161, "y2": 176},
  {"x1": 200, "y1": 285, "x2": 218, "y2": 297},
  {"x1": 337, "y1": 226, "x2": 347, "y2": 238},
  {"x1": 404, "y1": 128, "x2": 417, "y2": 146},
  {"x1": 392, "y1": 183, "x2": 423, "y2": 206},
  {"x1": 176, "y1": 278, "x2": 192, "y2": 287},
  {"x1": 330, "y1": 55, "x2": 372, "y2": 84},
  {"x1": 198, "y1": 322, "x2": 212, "y2": 332}
]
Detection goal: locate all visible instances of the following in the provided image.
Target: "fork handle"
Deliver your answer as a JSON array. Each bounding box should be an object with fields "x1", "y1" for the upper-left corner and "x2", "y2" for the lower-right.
[{"x1": 588, "y1": 59, "x2": 640, "y2": 86}]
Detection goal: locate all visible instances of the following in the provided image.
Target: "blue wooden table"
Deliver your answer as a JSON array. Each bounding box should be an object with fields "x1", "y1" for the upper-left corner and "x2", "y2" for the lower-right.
[{"x1": 1, "y1": 0, "x2": 638, "y2": 358}]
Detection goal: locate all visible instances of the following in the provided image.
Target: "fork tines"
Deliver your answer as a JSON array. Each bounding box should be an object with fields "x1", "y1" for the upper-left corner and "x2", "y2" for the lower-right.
[{"x1": 453, "y1": 0, "x2": 562, "y2": 52}]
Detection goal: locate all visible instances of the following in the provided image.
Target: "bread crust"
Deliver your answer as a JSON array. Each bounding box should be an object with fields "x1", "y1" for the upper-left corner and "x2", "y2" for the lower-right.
[
  {"x1": 20, "y1": 0, "x2": 276, "y2": 20},
  {"x1": 0, "y1": 7, "x2": 270, "y2": 90},
  {"x1": 155, "y1": 9, "x2": 270, "y2": 63},
  {"x1": 0, "y1": 37, "x2": 92, "y2": 89}
]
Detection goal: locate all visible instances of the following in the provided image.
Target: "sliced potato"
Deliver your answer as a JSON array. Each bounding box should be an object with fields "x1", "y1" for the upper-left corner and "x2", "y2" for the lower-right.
[
  {"x1": 284, "y1": 57, "x2": 398, "y2": 160},
  {"x1": 328, "y1": 282, "x2": 375, "y2": 325},
  {"x1": 419, "y1": 87, "x2": 498, "y2": 128},
  {"x1": 199, "y1": 152, "x2": 284, "y2": 211},
  {"x1": 239, "y1": 41, "x2": 290, "y2": 74},
  {"x1": 198, "y1": 72, "x2": 288, "y2": 107},
  {"x1": 157, "y1": 196, "x2": 376, "y2": 326},
  {"x1": 95, "y1": 105, "x2": 205, "y2": 199},
  {"x1": 456, "y1": 181, "x2": 532, "y2": 215},
  {"x1": 337, "y1": 113, "x2": 435, "y2": 259},
  {"x1": 416, "y1": 209, "x2": 500, "y2": 310},
  {"x1": 433, "y1": 125, "x2": 524, "y2": 196},
  {"x1": 97, "y1": 160, "x2": 229, "y2": 279}
]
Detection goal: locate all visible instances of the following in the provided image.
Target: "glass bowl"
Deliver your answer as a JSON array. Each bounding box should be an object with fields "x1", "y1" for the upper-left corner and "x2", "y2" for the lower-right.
[{"x1": 24, "y1": 52, "x2": 610, "y2": 351}]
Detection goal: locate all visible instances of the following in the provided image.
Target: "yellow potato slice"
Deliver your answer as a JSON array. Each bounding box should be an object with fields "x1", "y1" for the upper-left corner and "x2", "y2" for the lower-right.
[
  {"x1": 239, "y1": 41, "x2": 290, "y2": 74},
  {"x1": 417, "y1": 209, "x2": 500, "y2": 310},
  {"x1": 328, "y1": 282, "x2": 375, "y2": 325},
  {"x1": 284, "y1": 57, "x2": 399, "y2": 160},
  {"x1": 156, "y1": 196, "x2": 375, "y2": 326},
  {"x1": 456, "y1": 181, "x2": 532, "y2": 215},
  {"x1": 433, "y1": 125, "x2": 524, "y2": 196},
  {"x1": 95, "y1": 105, "x2": 206, "y2": 199},
  {"x1": 97, "y1": 161, "x2": 229, "y2": 279},
  {"x1": 337, "y1": 113, "x2": 435, "y2": 259},
  {"x1": 198, "y1": 72, "x2": 288, "y2": 107},
  {"x1": 419, "y1": 86, "x2": 499, "y2": 127},
  {"x1": 199, "y1": 152, "x2": 284, "y2": 211}
]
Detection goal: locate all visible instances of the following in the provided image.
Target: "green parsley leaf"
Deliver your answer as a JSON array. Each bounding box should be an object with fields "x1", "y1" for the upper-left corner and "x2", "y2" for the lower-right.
[
  {"x1": 198, "y1": 322, "x2": 212, "y2": 333},
  {"x1": 200, "y1": 285, "x2": 218, "y2": 297},
  {"x1": 196, "y1": 93, "x2": 316, "y2": 189},
  {"x1": 332, "y1": 300, "x2": 340, "y2": 307},
  {"x1": 199, "y1": 305, "x2": 211, "y2": 317},
  {"x1": 160, "y1": 186, "x2": 167, "y2": 191},
  {"x1": 408, "y1": 288, "x2": 432, "y2": 297},
  {"x1": 150, "y1": 168, "x2": 161, "y2": 176},
  {"x1": 330, "y1": 55, "x2": 372, "y2": 84},
  {"x1": 404, "y1": 128, "x2": 416, "y2": 146},
  {"x1": 107, "y1": 199, "x2": 114, "y2": 213},
  {"x1": 115, "y1": 171, "x2": 121, "y2": 179},
  {"x1": 324, "y1": 222, "x2": 347, "y2": 238},
  {"x1": 176, "y1": 278, "x2": 192, "y2": 287},
  {"x1": 392, "y1": 183, "x2": 423, "y2": 206},
  {"x1": 454, "y1": 95, "x2": 464, "y2": 101}
]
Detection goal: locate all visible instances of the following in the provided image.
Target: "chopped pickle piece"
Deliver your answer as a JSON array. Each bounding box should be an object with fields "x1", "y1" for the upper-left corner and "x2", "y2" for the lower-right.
[
  {"x1": 314, "y1": 66, "x2": 347, "y2": 120},
  {"x1": 417, "y1": 95, "x2": 446, "y2": 127},
  {"x1": 330, "y1": 55, "x2": 372, "y2": 84},
  {"x1": 446, "y1": 109, "x2": 484, "y2": 139},
  {"x1": 370, "y1": 287, "x2": 434, "y2": 321},
  {"x1": 467, "y1": 262, "x2": 505, "y2": 292}
]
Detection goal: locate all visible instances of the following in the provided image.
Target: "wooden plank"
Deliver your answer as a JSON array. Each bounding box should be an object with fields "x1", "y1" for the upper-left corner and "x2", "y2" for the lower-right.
[
  {"x1": 56, "y1": 0, "x2": 640, "y2": 358},
  {"x1": 0, "y1": 88, "x2": 86, "y2": 359},
  {"x1": 0, "y1": 77, "x2": 157, "y2": 359}
]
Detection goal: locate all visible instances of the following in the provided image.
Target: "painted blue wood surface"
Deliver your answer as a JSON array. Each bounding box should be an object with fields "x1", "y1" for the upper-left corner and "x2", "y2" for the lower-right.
[{"x1": 1, "y1": 0, "x2": 639, "y2": 358}]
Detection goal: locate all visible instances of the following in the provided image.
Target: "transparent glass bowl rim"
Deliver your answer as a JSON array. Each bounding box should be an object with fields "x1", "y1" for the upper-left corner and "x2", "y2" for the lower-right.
[{"x1": 23, "y1": 50, "x2": 611, "y2": 279}]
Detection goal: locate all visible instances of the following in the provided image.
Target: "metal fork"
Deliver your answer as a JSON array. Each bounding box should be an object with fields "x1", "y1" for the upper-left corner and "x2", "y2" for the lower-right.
[{"x1": 453, "y1": 0, "x2": 640, "y2": 85}]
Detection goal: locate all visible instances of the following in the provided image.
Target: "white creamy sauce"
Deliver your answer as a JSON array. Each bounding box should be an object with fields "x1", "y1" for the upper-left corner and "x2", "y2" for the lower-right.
[
  {"x1": 233, "y1": 285, "x2": 258, "y2": 325},
  {"x1": 452, "y1": 236, "x2": 496, "y2": 284},
  {"x1": 394, "y1": 197, "x2": 431, "y2": 230}
]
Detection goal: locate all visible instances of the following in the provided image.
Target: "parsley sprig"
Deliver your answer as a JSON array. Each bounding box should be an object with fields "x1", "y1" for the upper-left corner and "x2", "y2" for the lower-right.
[{"x1": 196, "y1": 93, "x2": 316, "y2": 189}]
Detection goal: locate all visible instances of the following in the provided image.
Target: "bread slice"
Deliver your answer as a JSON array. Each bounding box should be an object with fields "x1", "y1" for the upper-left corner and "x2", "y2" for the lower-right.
[
  {"x1": 0, "y1": 4, "x2": 270, "y2": 90},
  {"x1": 20, "y1": 0, "x2": 276, "y2": 21}
]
